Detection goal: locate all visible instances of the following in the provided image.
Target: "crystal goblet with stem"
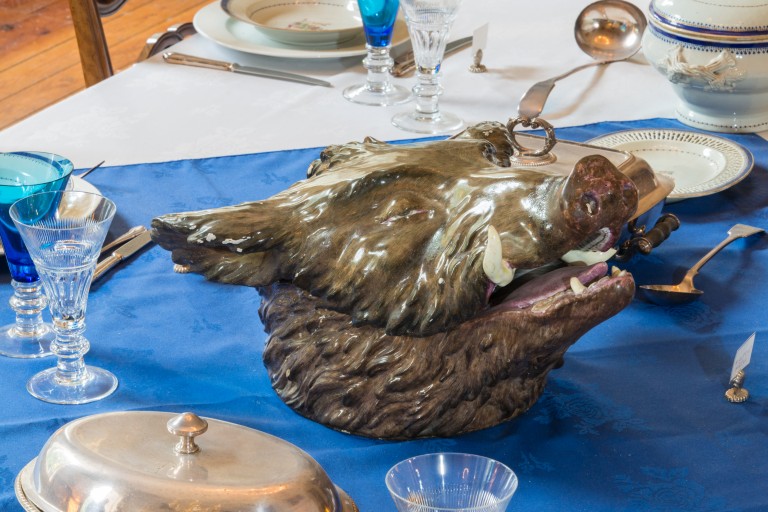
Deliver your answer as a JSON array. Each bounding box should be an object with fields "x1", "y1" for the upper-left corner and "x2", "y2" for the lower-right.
[
  {"x1": 11, "y1": 190, "x2": 116, "y2": 404},
  {"x1": 343, "y1": 0, "x2": 411, "y2": 106},
  {"x1": 392, "y1": 0, "x2": 464, "y2": 133},
  {"x1": 0, "y1": 152, "x2": 73, "y2": 359}
]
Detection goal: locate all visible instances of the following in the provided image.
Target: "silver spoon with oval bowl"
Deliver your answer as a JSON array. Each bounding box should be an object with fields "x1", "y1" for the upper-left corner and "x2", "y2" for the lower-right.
[
  {"x1": 640, "y1": 224, "x2": 765, "y2": 306},
  {"x1": 518, "y1": 0, "x2": 647, "y2": 118}
]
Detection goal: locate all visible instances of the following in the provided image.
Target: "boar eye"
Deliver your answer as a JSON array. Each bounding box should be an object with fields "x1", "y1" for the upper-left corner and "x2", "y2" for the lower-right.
[{"x1": 582, "y1": 194, "x2": 598, "y2": 216}]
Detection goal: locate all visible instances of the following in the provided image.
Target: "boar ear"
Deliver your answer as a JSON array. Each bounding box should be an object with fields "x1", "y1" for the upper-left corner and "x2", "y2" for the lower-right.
[{"x1": 151, "y1": 200, "x2": 292, "y2": 286}]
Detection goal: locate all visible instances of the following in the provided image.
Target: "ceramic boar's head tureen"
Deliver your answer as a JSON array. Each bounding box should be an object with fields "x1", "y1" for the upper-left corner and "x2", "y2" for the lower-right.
[{"x1": 151, "y1": 121, "x2": 640, "y2": 439}]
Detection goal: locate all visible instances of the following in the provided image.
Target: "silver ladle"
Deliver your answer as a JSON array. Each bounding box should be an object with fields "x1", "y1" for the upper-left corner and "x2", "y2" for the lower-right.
[
  {"x1": 517, "y1": 0, "x2": 647, "y2": 119},
  {"x1": 640, "y1": 224, "x2": 765, "y2": 306}
]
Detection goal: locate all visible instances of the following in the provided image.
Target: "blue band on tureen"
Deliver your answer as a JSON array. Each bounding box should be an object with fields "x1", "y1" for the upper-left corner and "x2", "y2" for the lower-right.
[
  {"x1": 649, "y1": 4, "x2": 768, "y2": 39},
  {"x1": 648, "y1": 23, "x2": 768, "y2": 53}
]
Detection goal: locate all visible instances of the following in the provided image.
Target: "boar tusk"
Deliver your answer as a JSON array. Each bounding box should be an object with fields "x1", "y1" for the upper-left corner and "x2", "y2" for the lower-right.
[
  {"x1": 570, "y1": 277, "x2": 586, "y2": 295},
  {"x1": 561, "y1": 247, "x2": 617, "y2": 265},
  {"x1": 483, "y1": 225, "x2": 515, "y2": 287}
]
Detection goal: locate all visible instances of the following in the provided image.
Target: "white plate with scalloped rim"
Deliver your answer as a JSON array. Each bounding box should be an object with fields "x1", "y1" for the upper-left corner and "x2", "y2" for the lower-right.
[{"x1": 588, "y1": 129, "x2": 754, "y2": 203}]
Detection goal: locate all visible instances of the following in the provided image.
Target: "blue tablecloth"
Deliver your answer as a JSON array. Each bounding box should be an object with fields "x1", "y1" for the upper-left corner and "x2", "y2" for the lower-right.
[{"x1": 1, "y1": 118, "x2": 766, "y2": 512}]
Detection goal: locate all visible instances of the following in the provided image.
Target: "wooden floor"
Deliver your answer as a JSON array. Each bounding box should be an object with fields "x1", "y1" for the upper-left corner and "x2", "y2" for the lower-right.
[{"x1": 0, "y1": 0, "x2": 210, "y2": 131}]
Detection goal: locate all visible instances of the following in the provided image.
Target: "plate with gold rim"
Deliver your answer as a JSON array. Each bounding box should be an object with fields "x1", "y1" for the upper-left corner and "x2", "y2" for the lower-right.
[
  {"x1": 221, "y1": 0, "x2": 364, "y2": 47},
  {"x1": 588, "y1": 129, "x2": 754, "y2": 203}
]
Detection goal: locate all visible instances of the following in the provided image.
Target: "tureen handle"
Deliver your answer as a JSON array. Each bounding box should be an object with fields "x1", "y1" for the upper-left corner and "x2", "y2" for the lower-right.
[
  {"x1": 167, "y1": 412, "x2": 209, "y2": 455},
  {"x1": 507, "y1": 116, "x2": 558, "y2": 158}
]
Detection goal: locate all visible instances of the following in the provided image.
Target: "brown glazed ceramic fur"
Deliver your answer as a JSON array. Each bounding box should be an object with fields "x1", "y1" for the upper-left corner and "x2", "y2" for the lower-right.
[{"x1": 152, "y1": 122, "x2": 638, "y2": 439}]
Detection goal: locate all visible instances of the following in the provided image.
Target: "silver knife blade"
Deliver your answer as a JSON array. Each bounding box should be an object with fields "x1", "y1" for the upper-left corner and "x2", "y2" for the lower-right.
[
  {"x1": 392, "y1": 35, "x2": 473, "y2": 77},
  {"x1": 93, "y1": 230, "x2": 153, "y2": 282},
  {"x1": 163, "y1": 52, "x2": 332, "y2": 88},
  {"x1": 99, "y1": 225, "x2": 147, "y2": 257}
]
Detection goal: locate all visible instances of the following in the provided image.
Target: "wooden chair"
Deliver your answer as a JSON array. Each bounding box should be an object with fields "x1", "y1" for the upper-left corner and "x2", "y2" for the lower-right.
[{"x1": 68, "y1": 0, "x2": 195, "y2": 87}]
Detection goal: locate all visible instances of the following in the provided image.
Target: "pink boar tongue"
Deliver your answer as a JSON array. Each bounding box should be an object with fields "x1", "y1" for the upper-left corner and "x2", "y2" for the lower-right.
[{"x1": 501, "y1": 262, "x2": 608, "y2": 309}]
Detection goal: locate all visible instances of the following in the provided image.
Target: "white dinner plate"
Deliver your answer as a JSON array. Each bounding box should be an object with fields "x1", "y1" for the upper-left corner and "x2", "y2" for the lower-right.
[
  {"x1": 67, "y1": 175, "x2": 100, "y2": 195},
  {"x1": 220, "y1": 0, "x2": 363, "y2": 47},
  {"x1": 587, "y1": 129, "x2": 754, "y2": 202},
  {"x1": 194, "y1": 1, "x2": 408, "y2": 59}
]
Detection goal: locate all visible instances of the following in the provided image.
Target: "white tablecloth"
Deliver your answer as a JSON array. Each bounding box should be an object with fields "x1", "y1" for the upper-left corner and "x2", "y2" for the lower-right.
[{"x1": 0, "y1": 0, "x2": 691, "y2": 168}]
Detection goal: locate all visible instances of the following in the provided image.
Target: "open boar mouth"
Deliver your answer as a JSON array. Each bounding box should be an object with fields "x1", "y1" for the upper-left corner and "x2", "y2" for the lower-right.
[
  {"x1": 486, "y1": 261, "x2": 628, "y2": 313},
  {"x1": 483, "y1": 219, "x2": 630, "y2": 315}
]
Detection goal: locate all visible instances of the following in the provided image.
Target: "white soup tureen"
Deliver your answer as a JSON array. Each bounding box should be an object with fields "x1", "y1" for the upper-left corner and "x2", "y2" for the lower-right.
[{"x1": 643, "y1": 0, "x2": 768, "y2": 133}]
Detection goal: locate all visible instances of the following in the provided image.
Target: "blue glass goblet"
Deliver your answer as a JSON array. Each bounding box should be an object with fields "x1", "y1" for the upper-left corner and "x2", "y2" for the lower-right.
[
  {"x1": 0, "y1": 152, "x2": 73, "y2": 358},
  {"x1": 343, "y1": 0, "x2": 412, "y2": 106},
  {"x1": 11, "y1": 191, "x2": 116, "y2": 404}
]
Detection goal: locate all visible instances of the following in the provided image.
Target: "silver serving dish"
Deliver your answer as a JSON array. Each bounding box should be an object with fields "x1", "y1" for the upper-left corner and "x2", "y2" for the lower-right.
[{"x1": 15, "y1": 411, "x2": 358, "y2": 512}]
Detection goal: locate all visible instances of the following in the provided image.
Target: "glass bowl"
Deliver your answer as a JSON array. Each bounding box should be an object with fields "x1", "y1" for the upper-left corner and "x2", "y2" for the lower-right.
[{"x1": 385, "y1": 452, "x2": 518, "y2": 512}]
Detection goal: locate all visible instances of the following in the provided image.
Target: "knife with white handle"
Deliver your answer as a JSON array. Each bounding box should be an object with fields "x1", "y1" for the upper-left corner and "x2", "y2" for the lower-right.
[
  {"x1": 93, "y1": 231, "x2": 153, "y2": 282},
  {"x1": 163, "y1": 52, "x2": 333, "y2": 88}
]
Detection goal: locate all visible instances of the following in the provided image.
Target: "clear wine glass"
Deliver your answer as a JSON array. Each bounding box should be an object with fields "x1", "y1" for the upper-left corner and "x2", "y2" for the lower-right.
[
  {"x1": 343, "y1": 0, "x2": 411, "y2": 106},
  {"x1": 0, "y1": 152, "x2": 73, "y2": 359},
  {"x1": 391, "y1": 0, "x2": 464, "y2": 133},
  {"x1": 11, "y1": 190, "x2": 117, "y2": 404}
]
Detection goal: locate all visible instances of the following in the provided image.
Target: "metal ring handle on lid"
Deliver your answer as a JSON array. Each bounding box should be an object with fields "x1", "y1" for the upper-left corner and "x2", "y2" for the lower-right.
[{"x1": 507, "y1": 116, "x2": 558, "y2": 157}]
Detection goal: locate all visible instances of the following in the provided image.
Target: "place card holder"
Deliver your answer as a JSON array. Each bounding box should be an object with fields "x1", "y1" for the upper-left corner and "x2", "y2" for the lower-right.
[
  {"x1": 725, "y1": 370, "x2": 748, "y2": 403},
  {"x1": 469, "y1": 24, "x2": 489, "y2": 73},
  {"x1": 725, "y1": 333, "x2": 755, "y2": 403}
]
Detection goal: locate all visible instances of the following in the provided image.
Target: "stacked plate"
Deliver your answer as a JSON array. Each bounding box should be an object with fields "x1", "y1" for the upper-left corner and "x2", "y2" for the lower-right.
[{"x1": 195, "y1": 0, "x2": 409, "y2": 59}]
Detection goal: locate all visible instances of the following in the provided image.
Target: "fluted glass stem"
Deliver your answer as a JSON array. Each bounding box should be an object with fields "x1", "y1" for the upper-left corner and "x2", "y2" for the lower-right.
[
  {"x1": 412, "y1": 70, "x2": 443, "y2": 121},
  {"x1": 25, "y1": 262, "x2": 116, "y2": 404},
  {"x1": 9, "y1": 279, "x2": 48, "y2": 337},
  {"x1": 344, "y1": 44, "x2": 411, "y2": 105},
  {"x1": 363, "y1": 45, "x2": 396, "y2": 93},
  {"x1": 0, "y1": 279, "x2": 54, "y2": 358},
  {"x1": 51, "y1": 314, "x2": 89, "y2": 385}
]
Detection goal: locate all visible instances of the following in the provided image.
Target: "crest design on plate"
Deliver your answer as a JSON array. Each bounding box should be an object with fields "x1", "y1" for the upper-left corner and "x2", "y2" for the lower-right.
[{"x1": 285, "y1": 18, "x2": 331, "y2": 31}]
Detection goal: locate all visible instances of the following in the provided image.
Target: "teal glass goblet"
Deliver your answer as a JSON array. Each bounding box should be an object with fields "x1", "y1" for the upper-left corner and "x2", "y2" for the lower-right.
[
  {"x1": 11, "y1": 190, "x2": 116, "y2": 404},
  {"x1": 343, "y1": 0, "x2": 411, "y2": 106},
  {"x1": 0, "y1": 152, "x2": 73, "y2": 358}
]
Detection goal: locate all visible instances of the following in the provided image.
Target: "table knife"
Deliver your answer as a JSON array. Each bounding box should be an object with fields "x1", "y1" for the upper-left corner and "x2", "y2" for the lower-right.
[
  {"x1": 392, "y1": 36, "x2": 473, "y2": 77},
  {"x1": 163, "y1": 52, "x2": 332, "y2": 88},
  {"x1": 99, "y1": 225, "x2": 147, "y2": 257},
  {"x1": 93, "y1": 230, "x2": 153, "y2": 282}
]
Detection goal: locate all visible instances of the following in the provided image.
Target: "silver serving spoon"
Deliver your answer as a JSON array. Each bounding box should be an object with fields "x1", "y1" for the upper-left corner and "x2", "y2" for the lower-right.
[
  {"x1": 518, "y1": 0, "x2": 647, "y2": 119},
  {"x1": 640, "y1": 224, "x2": 765, "y2": 306}
]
